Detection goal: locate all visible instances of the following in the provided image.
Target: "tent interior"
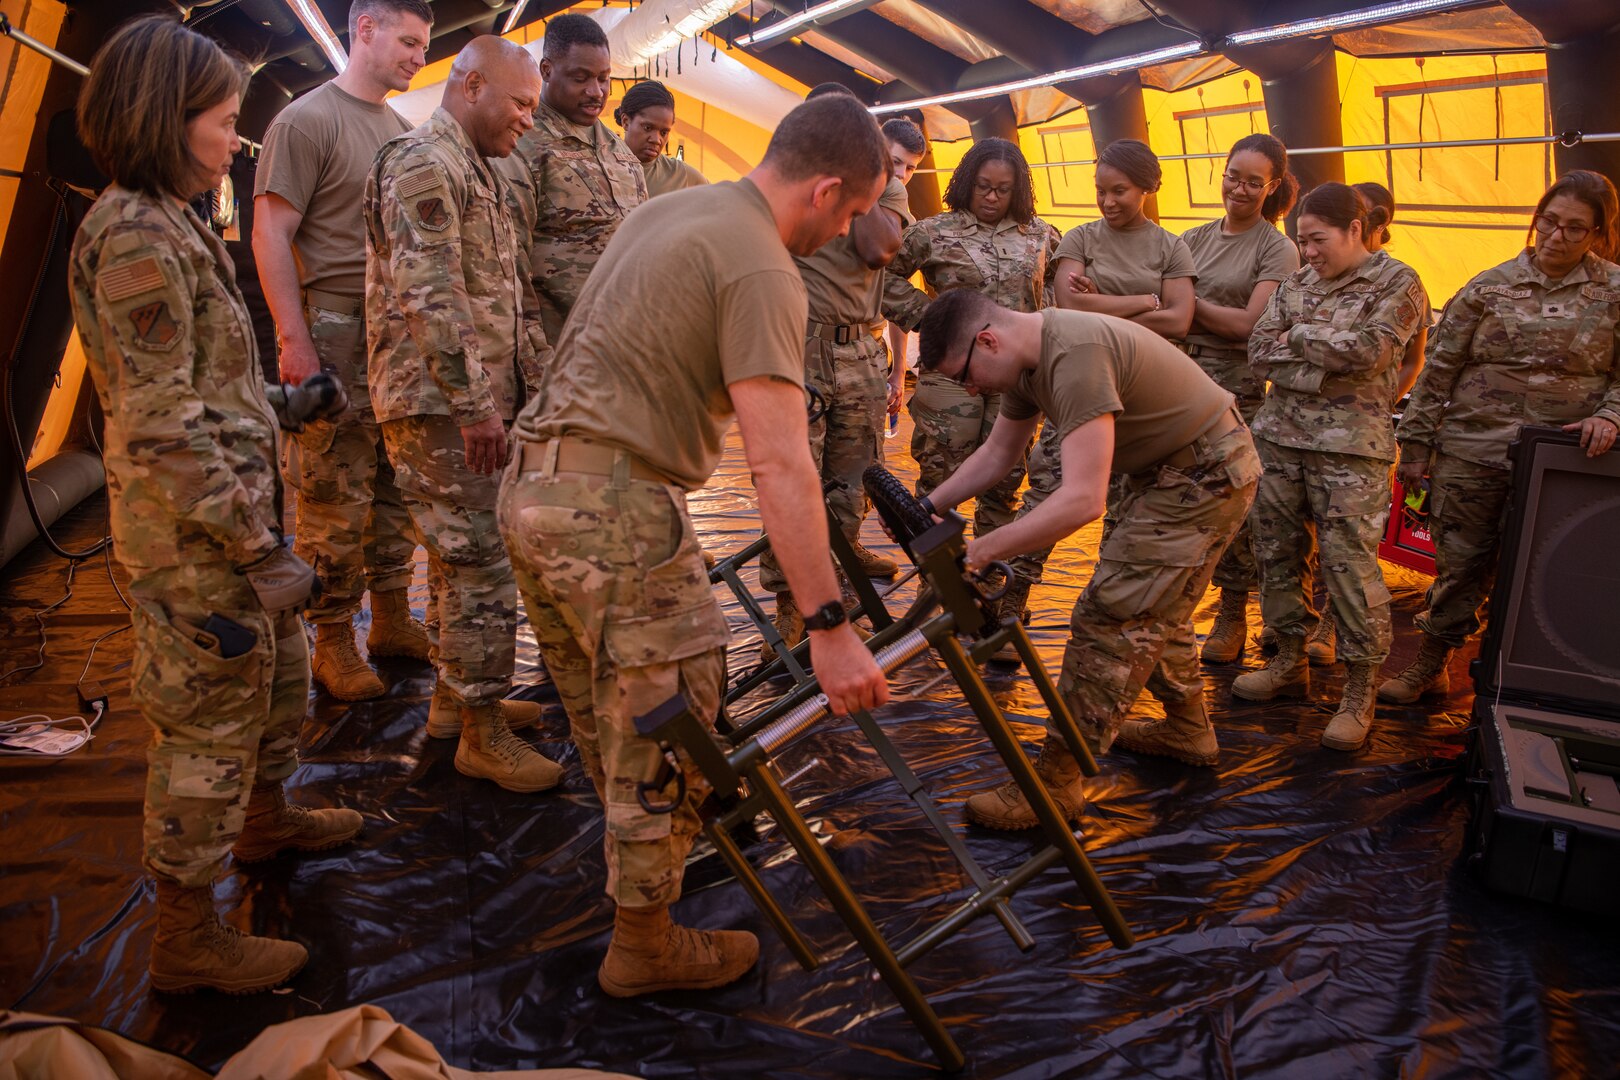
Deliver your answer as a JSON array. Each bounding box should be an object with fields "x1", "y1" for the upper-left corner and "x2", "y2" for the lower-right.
[{"x1": 3, "y1": 0, "x2": 1620, "y2": 1075}]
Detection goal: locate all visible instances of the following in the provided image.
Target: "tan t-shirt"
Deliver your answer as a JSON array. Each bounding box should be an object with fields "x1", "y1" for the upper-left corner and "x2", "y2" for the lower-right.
[
  {"x1": 254, "y1": 82, "x2": 409, "y2": 297},
  {"x1": 1181, "y1": 218, "x2": 1299, "y2": 351},
  {"x1": 1053, "y1": 218, "x2": 1196, "y2": 297},
  {"x1": 513, "y1": 179, "x2": 806, "y2": 490},
  {"x1": 1000, "y1": 309, "x2": 1234, "y2": 474},
  {"x1": 795, "y1": 177, "x2": 915, "y2": 325},
  {"x1": 643, "y1": 153, "x2": 708, "y2": 198}
]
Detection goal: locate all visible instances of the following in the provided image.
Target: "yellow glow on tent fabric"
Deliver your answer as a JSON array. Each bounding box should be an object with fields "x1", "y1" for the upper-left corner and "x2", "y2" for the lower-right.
[
  {"x1": 0, "y1": 0, "x2": 67, "y2": 260},
  {"x1": 26, "y1": 329, "x2": 85, "y2": 470}
]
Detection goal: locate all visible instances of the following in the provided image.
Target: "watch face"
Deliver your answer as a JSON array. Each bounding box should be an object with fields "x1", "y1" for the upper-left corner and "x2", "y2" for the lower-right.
[{"x1": 805, "y1": 601, "x2": 846, "y2": 630}]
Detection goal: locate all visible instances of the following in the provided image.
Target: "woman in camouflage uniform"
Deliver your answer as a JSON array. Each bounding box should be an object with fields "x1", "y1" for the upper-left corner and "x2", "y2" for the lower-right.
[
  {"x1": 1382, "y1": 171, "x2": 1620, "y2": 704},
  {"x1": 71, "y1": 16, "x2": 360, "y2": 995},
  {"x1": 882, "y1": 138, "x2": 1059, "y2": 553},
  {"x1": 1238, "y1": 183, "x2": 1428, "y2": 752}
]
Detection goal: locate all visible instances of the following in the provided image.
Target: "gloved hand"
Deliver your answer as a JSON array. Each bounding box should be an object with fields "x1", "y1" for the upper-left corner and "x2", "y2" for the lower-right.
[
  {"x1": 273, "y1": 372, "x2": 350, "y2": 433},
  {"x1": 239, "y1": 540, "x2": 318, "y2": 612}
]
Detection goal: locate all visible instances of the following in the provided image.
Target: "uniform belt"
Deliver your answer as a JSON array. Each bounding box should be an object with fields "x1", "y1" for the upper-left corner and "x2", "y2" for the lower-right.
[
  {"x1": 1178, "y1": 341, "x2": 1243, "y2": 359},
  {"x1": 1160, "y1": 405, "x2": 1243, "y2": 469},
  {"x1": 806, "y1": 320, "x2": 874, "y2": 345},
  {"x1": 518, "y1": 436, "x2": 674, "y2": 485},
  {"x1": 302, "y1": 288, "x2": 363, "y2": 318}
]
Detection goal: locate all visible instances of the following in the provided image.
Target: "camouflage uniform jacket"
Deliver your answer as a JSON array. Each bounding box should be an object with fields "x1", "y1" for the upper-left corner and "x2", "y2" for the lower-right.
[
  {"x1": 1397, "y1": 249, "x2": 1620, "y2": 469},
  {"x1": 70, "y1": 186, "x2": 282, "y2": 570},
  {"x1": 507, "y1": 100, "x2": 648, "y2": 344},
  {"x1": 1249, "y1": 249, "x2": 1427, "y2": 461},
  {"x1": 882, "y1": 210, "x2": 1060, "y2": 330},
  {"x1": 364, "y1": 107, "x2": 534, "y2": 428}
]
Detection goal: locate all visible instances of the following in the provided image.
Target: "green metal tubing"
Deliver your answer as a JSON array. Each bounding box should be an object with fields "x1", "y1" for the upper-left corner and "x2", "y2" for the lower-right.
[
  {"x1": 895, "y1": 844, "x2": 1066, "y2": 968},
  {"x1": 932, "y1": 632, "x2": 1135, "y2": 951},
  {"x1": 1009, "y1": 621, "x2": 1101, "y2": 778},
  {"x1": 702, "y1": 815, "x2": 820, "y2": 971},
  {"x1": 746, "y1": 762, "x2": 966, "y2": 1071}
]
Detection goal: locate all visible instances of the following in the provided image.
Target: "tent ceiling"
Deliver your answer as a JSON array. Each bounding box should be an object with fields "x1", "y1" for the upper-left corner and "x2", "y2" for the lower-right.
[{"x1": 195, "y1": 0, "x2": 1547, "y2": 137}]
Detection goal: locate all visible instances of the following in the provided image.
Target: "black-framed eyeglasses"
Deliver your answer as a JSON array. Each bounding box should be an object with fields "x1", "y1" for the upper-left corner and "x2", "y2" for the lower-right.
[
  {"x1": 955, "y1": 322, "x2": 991, "y2": 386},
  {"x1": 1533, "y1": 213, "x2": 1592, "y2": 243},
  {"x1": 1222, "y1": 172, "x2": 1278, "y2": 194}
]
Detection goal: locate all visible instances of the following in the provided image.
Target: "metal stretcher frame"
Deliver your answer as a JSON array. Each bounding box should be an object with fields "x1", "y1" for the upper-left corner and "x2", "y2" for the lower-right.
[{"x1": 641, "y1": 512, "x2": 1135, "y2": 1069}]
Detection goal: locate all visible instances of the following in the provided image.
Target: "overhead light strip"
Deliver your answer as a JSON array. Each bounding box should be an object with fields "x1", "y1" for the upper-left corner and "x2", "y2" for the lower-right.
[
  {"x1": 733, "y1": 0, "x2": 871, "y2": 48},
  {"x1": 282, "y1": 0, "x2": 347, "y2": 73},
  {"x1": 502, "y1": 0, "x2": 532, "y2": 35},
  {"x1": 868, "y1": 0, "x2": 1477, "y2": 115}
]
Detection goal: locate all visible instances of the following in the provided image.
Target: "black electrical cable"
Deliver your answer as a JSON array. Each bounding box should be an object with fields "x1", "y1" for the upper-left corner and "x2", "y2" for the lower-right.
[
  {"x1": 4, "y1": 181, "x2": 111, "y2": 561},
  {"x1": 0, "y1": 558, "x2": 78, "y2": 687}
]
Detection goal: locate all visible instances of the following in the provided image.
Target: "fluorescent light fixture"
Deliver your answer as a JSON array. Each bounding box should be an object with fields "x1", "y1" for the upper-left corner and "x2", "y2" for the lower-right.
[
  {"x1": 1226, "y1": 0, "x2": 1474, "y2": 46},
  {"x1": 733, "y1": 0, "x2": 871, "y2": 48},
  {"x1": 282, "y1": 0, "x2": 346, "y2": 73},
  {"x1": 869, "y1": 41, "x2": 1201, "y2": 114},
  {"x1": 633, "y1": 0, "x2": 738, "y2": 60},
  {"x1": 502, "y1": 0, "x2": 532, "y2": 34}
]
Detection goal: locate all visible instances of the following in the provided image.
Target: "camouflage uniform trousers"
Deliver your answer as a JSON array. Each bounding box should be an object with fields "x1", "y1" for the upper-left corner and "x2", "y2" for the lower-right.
[
  {"x1": 498, "y1": 451, "x2": 728, "y2": 908},
  {"x1": 1251, "y1": 439, "x2": 1395, "y2": 663},
  {"x1": 380, "y1": 415, "x2": 517, "y2": 707},
  {"x1": 1186, "y1": 347, "x2": 1267, "y2": 592},
  {"x1": 1058, "y1": 422, "x2": 1259, "y2": 753},
  {"x1": 1414, "y1": 450, "x2": 1513, "y2": 648},
  {"x1": 909, "y1": 371, "x2": 1028, "y2": 540},
  {"x1": 1006, "y1": 418, "x2": 1064, "y2": 586},
  {"x1": 129, "y1": 562, "x2": 307, "y2": 887},
  {"x1": 760, "y1": 333, "x2": 887, "y2": 593},
  {"x1": 282, "y1": 304, "x2": 418, "y2": 624}
]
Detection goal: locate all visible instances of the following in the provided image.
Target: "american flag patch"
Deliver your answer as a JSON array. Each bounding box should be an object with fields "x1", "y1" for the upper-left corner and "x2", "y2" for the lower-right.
[
  {"x1": 101, "y1": 257, "x2": 165, "y2": 302},
  {"x1": 397, "y1": 167, "x2": 441, "y2": 199}
]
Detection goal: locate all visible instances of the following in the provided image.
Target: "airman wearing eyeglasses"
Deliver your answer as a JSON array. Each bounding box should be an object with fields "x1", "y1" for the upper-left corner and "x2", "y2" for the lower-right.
[{"x1": 1385, "y1": 170, "x2": 1620, "y2": 707}]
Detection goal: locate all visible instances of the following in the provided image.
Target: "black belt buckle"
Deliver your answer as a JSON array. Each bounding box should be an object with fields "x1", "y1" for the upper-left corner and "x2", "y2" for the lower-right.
[{"x1": 833, "y1": 324, "x2": 854, "y2": 345}]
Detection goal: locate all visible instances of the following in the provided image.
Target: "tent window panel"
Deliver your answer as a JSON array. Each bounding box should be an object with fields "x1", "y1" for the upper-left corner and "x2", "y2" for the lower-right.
[
  {"x1": 1172, "y1": 102, "x2": 1268, "y2": 213},
  {"x1": 1034, "y1": 122, "x2": 1097, "y2": 214},
  {"x1": 1377, "y1": 71, "x2": 1550, "y2": 215}
]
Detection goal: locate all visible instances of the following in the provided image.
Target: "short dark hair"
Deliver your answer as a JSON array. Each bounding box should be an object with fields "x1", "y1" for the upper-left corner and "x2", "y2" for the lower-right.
[
  {"x1": 942, "y1": 138, "x2": 1035, "y2": 224},
  {"x1": 349, "y1": 0, "x2": 433, "y2": 41},
  {"x1": 1530, "y1": 169, "x2": 1619, "y2": 262},
  {"x1": 807, "y1": 81, "x2": 857, "y2": 100},
  {"x1": 917, "y1": 289, "x2": 998, "y2": 373},
  {"x1": 1298, "y1": 182, "x2": 1370, "y2": 238},
  {"x1": 615, "y1": 80, "x2": 675, "y2": 126},
  {"x1": 543, "y1": 13, "x2": 609, "y2": 60},
  {"x1": 882, "y1": 118, "x2": 926, "y2": 156},
  {"x1": 762, "y1": 95, "x2": 887, "y2": 189},
  {"x1": 1229, "y1": 133, "x2": 1297, "y2": 223},
  {"x1": 78, "y1": 15, "x2": 250, "y2": 199},
  {"x1": 1096, "y1": 138, "x2": 1161, "y2": 193}
]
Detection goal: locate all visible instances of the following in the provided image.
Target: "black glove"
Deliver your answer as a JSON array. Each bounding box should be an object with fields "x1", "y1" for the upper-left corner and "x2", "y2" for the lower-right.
[{"x1": 274, "y1": 373, "x2": 349, "y2": 433}]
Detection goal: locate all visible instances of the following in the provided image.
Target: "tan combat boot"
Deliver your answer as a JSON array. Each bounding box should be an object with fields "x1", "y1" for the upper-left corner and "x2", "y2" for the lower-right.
[
  {"x1": 1114, "y1": 695, "x2": 1219, "y2": 766},
  {"x1": 231, "y1": 784, "x2": 363, "y2": 863},
  {"x1": 426, "y1": 684, "x2": 544, "y2": 739},
  {"x1": 988, "y1": 575, "x2": 1034, "y2": 663},
  {"x1": 366, "y1": 589, "x2": 431, "y2": 662},
  {"x1": 1322, "y1": 661, "x2": 1379, "y2": 751},
  {"x1": 964, "y1": 740, "x2": 1086, "y2": 830},
  {"x1": 759, "y1": 591, "x2": 804, "y2": 664},
  {"x1": 454, "y1": 703, "x2": 563, "y2": 792},
  {"x1": 598, "y1": 903, "x2": 759, "y2": 997},
  {"x1": 149, "y1": 880, "x2": 307, "y2": 994},
  {"x1": 1200, "y1": 589, "x2": 1250, "y2": 663},
  {"x1": 851, "y1": 542, "x2": 898, "y2": 579},
  {"x1": 1377, "y1": 636, "x2": 1453, "y2": 704},
  {"x1": 1306, "y1": 613, "x2": 1337, "y2": 666},
  {"x1": 312, "y1": 622, "x2": 385, "y2": 701},
  {"x1": 1231, "y1": 633, "x2": 1310, "y2": 701}
]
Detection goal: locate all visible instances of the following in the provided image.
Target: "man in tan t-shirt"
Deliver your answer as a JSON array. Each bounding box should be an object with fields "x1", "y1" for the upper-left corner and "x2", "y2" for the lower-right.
[
  {"x1": 253, "y1": 0, "x2": 433, "y2": 702},
  {"x1": 916, "y1": 291, "x2": 1261, "y2": 829},
  {"x1": 497, "y1": 95, "x2": 890, "y2": 998}
]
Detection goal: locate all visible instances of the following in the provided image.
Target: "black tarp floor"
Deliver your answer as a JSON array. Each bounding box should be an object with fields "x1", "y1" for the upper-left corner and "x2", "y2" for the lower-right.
[{"x1": 3, "y1": 419, "x2": 1618, "y2": 1079}]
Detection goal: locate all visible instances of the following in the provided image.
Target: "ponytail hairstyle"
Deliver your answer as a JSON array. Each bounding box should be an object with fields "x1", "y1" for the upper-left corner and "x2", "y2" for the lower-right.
[
  {"x1": 1529, "y1": 169, "x2": 1620, "y2": 263},
  {"x1": 1297, "y1": 182, "x2": 1370, "y2": 243},
  {"x1": 1095, "y1": 138, "x2": 1162, "y2": 193},
  {"x1": 613, "y1": 79, "x2": 675, "y2": 128},
  {"x1": 1227, "y1": 133, "x2": 1297, "y2": 223},
  {"x1": 1352, "y1": 181, "x2": 1395, "y2": 249}
]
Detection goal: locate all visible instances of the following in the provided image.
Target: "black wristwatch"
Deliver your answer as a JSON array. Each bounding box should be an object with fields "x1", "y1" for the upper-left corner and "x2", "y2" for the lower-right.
[
  {"x1": 802, "y1": 600, "x2": 848, "y2": 632},
  {"x1": 918, "y1": 495, "x2": 936, "y2": 518}
]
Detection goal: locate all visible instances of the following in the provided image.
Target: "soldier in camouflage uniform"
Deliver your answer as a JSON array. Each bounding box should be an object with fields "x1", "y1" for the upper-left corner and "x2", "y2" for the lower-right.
[
  {"x1": 253, "y1": 0, "x2": 435, "y2": 702},
  {"x1": 500, "y1": 96, "x2": 890, "y2": 997},
  {"x1": 883, "y1": 139, "x2": 1059, "y2": 545},
  {"x1": 70, "y1": 15, "x2": 362, "y2": 994},
  {"x1": 916, "y1": 291, "x2": 1257, "y2": 822},
  {"x1": 364, "y1": 37, "x2": 558, "y2": 792},
  {"x1": 502, "y1": 15, "x2": 648, "y2": 348},
  {"x1": 1238, "y1": 183, "x2": 1428, "y2": 752},
  {"x1": 1384, "y1": 172, "x2": 1620, "y2": 704}
]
